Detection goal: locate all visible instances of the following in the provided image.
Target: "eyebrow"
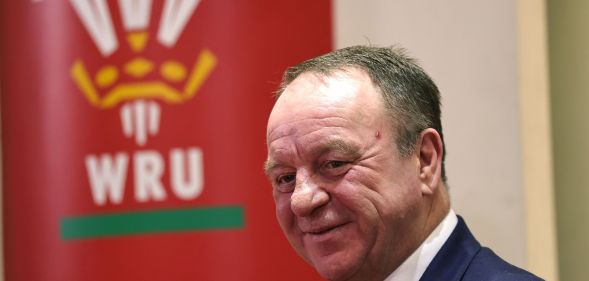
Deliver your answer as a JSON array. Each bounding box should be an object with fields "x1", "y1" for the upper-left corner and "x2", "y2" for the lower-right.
[
  {"x1": 311, "y1": 139, "x2": 360, "y2": 158},
  {"x1": 263, "y1": 139, "x2": 360, "y2": 176},
  {"x1": 263, "y1": 158, "x2": 279, "y2": 177}
]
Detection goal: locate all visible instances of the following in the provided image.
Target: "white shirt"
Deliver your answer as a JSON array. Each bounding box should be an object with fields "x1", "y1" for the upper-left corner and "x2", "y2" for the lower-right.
[{"x1": 384, "y1": 209, "x2": 458, "y2": 281}]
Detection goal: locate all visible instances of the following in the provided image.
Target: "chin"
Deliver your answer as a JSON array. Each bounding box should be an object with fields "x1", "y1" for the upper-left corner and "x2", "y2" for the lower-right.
[{"x1": 310, "y1": 252, "x2": 364, "y2": 281}]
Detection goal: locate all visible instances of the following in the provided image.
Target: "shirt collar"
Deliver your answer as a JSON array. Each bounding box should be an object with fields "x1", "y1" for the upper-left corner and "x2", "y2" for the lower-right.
[{"x1": 384, "y1": 209, "x2": 458, "y2": 281}]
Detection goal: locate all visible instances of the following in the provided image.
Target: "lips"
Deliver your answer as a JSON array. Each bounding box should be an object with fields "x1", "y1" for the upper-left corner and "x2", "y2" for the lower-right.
[{"x1": 303, "y1": 222, "x2": 350, "y2": 236}]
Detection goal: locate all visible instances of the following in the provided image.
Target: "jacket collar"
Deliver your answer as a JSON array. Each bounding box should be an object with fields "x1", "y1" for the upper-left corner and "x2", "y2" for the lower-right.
[{"x1": 419, "y1": 216, "x2": 481, "y2": 281}]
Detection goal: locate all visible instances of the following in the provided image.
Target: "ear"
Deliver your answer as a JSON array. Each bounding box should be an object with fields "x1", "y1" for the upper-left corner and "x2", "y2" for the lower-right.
[{"x1": 417, "y1": 128, "x2": 444, "y2": 195}]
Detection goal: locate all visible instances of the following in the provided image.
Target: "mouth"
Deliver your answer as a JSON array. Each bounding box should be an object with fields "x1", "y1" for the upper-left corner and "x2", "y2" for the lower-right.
[
  {"x1": 300, "y1": 222, "x2": 352, "y2": 256},
  {"x1": 305, "y1": 222, "x2": 350, "y2": 237}
]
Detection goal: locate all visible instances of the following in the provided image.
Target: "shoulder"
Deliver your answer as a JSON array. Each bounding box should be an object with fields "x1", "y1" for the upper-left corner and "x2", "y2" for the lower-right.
[
  {"x1": 420, "y1": 215, "x2": 544, "y2": 281},
  {"x1": 462, "y1": 247, "x2": 544, "y2": 281}
]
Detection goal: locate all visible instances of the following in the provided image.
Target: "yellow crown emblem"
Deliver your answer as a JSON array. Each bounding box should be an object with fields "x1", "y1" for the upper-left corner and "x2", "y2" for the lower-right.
[
  {"x1": 69, "y1": 0, "x2": 216, "y2": 109},
  {"x1": 69, "y1": 0, "x2": 215, "y2": 145}
]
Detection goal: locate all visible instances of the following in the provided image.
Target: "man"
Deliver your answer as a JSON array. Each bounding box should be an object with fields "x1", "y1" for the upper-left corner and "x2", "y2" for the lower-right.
[{"x1": 264, "y1": 46, "x2": 543, "y2": 281}]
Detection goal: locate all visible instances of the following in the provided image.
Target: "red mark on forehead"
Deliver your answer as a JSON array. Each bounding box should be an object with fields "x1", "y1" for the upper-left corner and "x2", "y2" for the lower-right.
[{"x1": 375, "y1": 130, "x2": 381, "y2": 139}]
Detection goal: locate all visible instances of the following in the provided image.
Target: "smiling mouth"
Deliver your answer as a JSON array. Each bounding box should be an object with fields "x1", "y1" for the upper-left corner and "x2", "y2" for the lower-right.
[{"x1": 306, "y1": 222, "x2": 349, "y2": 236}]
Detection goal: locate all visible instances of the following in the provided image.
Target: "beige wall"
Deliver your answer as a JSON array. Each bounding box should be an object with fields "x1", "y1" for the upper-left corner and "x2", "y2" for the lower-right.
[
  {"x1": 516, "y1": 0, "x2": 558, "y2": 279},
  {"x1": 335, "y1": 0, "x2": 557, "y2": 279},
  {"x1": 548, "y1": 1, "x2": 589, "y2": 280}
]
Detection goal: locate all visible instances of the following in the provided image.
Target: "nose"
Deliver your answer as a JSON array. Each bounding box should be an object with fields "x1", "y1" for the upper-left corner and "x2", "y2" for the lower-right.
[{"x1": 290, "y1": 173, "x2": 330, "y2": 217}]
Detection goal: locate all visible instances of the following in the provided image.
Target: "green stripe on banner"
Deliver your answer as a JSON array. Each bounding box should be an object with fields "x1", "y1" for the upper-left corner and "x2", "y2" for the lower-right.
[{"x1": 60, "y1": 206, "x2": 244, "y2": 240}]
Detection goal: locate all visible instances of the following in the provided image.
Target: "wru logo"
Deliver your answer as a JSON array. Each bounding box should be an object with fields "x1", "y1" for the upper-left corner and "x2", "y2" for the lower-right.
[{"x1": 69, "y1": 0, "x2": 213, "y2": 206}]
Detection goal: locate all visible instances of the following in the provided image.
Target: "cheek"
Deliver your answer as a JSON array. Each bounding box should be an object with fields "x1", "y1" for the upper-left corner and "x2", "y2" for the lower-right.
[
  {"x1": 343, "y1": 164, "x2": 381, "y2": 188},
  {"x1": 273, "y1": 192, "x2": 309, "y2": 259},
  {"x1": 329, "y1": 179, "x2": 382, "y2": 234},
  {"x1": 273, "y1": 192, "x2": 295, "y2": 229},
  {"x1": 333, "y1": 168, "x2": 400, "y2": 235}
]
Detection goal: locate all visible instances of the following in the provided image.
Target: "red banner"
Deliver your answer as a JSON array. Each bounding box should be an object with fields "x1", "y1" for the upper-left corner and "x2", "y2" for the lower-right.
[{"x1": 1, "y1": 1, "x2": 331, "y2": 280}]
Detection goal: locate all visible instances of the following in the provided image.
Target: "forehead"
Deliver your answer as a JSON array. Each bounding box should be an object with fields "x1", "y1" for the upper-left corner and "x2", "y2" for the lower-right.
[
  {"x1": 267, "y1": 68, "x2": 385, "y2": 134},
  {"x1": 265, "y1": 69, "x2": 390, "y2": 167}
]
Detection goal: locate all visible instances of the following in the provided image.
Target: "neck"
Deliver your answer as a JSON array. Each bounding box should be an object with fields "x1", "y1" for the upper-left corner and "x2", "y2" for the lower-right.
[
  {"x1": 385, "y1": 183, "x2": 452, "y2": 280},
  {"x1": 423, "y1": 182, "x2": 451, "y2": 238}
]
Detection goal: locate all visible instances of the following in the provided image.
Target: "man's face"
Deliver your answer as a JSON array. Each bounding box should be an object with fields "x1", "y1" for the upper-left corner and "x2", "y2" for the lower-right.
[{"x1": 265, "y1": 69, "x2": 429, "y2": 281}]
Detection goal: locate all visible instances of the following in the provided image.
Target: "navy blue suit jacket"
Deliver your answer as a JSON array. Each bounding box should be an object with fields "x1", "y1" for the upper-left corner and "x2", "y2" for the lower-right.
[{"x1": 419, "y1": 217, "x2": 543, "y2": 281}]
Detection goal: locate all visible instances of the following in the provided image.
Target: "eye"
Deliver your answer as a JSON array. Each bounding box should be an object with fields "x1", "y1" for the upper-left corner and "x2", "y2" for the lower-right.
[
  {"x1": 321, "y1": 160, "x2": 351, "y2": 177},
  {"x1": 274, "y1": 174, "x2": 296, "y2": 192},
  {"x1": 324, "y1": 160, "x2": 347, "y2": 169},
  {"x1": 277, "y1": 174, "x2": 295, "y2": 184}
]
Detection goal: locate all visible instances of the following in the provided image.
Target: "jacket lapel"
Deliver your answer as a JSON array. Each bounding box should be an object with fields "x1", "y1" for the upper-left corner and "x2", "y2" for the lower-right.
[{"x1": 419, "y1": 217, "x2": 481, "y2": 281}]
